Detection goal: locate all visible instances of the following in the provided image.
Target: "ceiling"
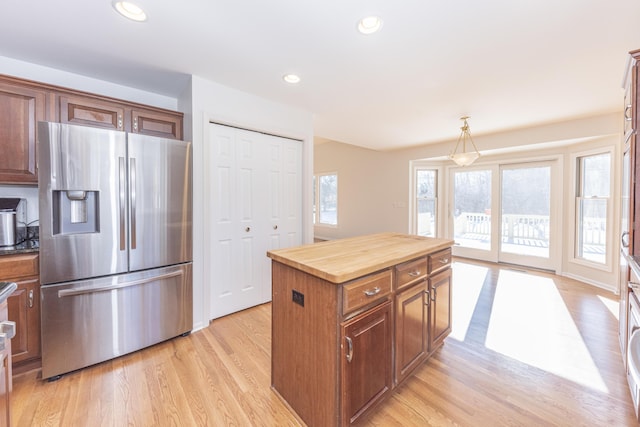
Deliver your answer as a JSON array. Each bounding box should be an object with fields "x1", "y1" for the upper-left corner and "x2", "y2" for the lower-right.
[{"x1": 2, "y1": 1, "x2": 639, "y2": 151}]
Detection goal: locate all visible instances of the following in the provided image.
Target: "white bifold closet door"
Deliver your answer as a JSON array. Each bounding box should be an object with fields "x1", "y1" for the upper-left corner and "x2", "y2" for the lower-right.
[{"x1": 208, "y1": 123, "x2": 302, "y2": 319}]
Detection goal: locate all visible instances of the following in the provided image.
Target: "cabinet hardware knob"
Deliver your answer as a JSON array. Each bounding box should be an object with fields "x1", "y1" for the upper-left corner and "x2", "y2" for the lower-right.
[
  {"x1": 28, "y1": 289, "x2": 33, "y2": 308},
  {"x1": 345, "y1": 336, "x2": 353, "y2": 363},
  {"x1": 245, "y1": 227, "x2": 251, "y2": 232},
  {"x1": 273, "y1": 225, "x2": 278, "y2": 230},
  {"x1": 408, "y1": 271, "x2": 420, "y2": 277},
  {"x1": 363, "y1": 287, "x2": 381, "y2": 297}
]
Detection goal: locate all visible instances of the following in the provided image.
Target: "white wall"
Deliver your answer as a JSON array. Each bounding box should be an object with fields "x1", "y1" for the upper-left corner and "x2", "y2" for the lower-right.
[
  {"x1": 188, "y1": 75, "x2": 314, "y2": 330},
  {"x1": 314, "y1": 113, "x2": 622, "y2": 291}
]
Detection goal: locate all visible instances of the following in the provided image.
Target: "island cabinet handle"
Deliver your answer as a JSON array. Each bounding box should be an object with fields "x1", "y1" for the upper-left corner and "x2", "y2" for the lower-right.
[
  {"x1": 363, "y1": 287, "x2": 381, "y2": 297},
  {"x1": 431, "y1": 288, "x2": 437, "y2": 302},
  {"x1": 408, "y1": 271, "x2": 421, "y2": 277},
  {"x1": 345, "y1": 336, "x2": 353, "y2": 363},
  {"x1": 424, "y1": 290, "x2": 430, "y2": 306}
]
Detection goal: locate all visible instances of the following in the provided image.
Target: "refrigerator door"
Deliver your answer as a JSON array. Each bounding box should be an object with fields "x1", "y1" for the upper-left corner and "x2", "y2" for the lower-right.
[
  {"x1": 40, "y1": 263, "x2": 193, "y2": 379},
  {"x1": 38, "y1": 122, "x2": 128, "y2": 284},
  {"x1": 127, "y1": 134, "x2": 192, "y2": 271}
]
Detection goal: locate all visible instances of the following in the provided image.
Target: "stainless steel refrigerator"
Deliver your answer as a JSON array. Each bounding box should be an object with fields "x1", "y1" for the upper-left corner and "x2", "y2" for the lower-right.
[{"x1": 37, "y1": 122, "x2": 193, "y2": 380}]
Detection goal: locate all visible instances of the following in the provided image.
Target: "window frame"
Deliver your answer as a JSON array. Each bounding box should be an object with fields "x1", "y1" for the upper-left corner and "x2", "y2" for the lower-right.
[
  {"x1": 569, "y1": 147, "x2": 615, "y2": 271},
  {"x1": 313, "y1": 172, "x2": 338, "y2": 227},
  {"x1": 410, "y1": 163, "x2": 442, "y2": 237}
]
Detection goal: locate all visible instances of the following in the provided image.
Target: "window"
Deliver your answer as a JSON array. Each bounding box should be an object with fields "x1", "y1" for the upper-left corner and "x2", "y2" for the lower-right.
[
  {"x1": 575, "y1": 152, "x2": 611, "y2": 264},
  {"x1": 415, "y1": 169, "x2": 437, "y2": 237},
  {"x1": 314, "y1": 173, "x2": 338, "y2": 226}
]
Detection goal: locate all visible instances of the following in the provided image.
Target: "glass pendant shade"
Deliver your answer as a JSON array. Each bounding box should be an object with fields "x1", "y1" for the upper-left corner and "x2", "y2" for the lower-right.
[{"x1": 449, "y1": 116, "x2": 481, "y2": 166}]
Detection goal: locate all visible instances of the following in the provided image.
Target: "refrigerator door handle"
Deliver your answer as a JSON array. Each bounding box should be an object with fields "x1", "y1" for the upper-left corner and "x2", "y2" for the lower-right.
[
  {"x1": 130, "y1": 157, "x2": 137, "y2": 249},
  {"x1": 119, "y1": 157, "x2": 126, "y2": 251},
  {"x1": 57, "y1": 270, "x2": 184, "y2": 298}
]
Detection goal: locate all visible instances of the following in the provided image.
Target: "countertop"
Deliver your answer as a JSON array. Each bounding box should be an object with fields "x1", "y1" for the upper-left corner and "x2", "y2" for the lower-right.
[
  {"x1": 0, "y1": 240, "x2": 38, "y2": 256},
  {"x1": 267, "y1": 232, "x2": 454, "y2": 283}
]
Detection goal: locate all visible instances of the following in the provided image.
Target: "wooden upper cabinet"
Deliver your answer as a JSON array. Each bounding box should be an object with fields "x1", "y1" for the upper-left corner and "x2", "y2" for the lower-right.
[
  {"x1": 58, "y1": 95, "x2": 125, "y2": 131},
  {"x1": 0, "y1": 80, "x2": 51, "y2": 184},
  {"x1": 131, "y1": 108, "x2": 183, "y2": 140},
  {"x1": 58, "y1": 97, "x2": 184, "y2": 140}
]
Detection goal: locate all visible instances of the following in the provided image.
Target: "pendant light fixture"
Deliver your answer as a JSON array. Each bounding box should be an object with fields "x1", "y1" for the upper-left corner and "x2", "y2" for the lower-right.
[{"x1": 449, "y1": 116, "x2": 481, "y2": 166}]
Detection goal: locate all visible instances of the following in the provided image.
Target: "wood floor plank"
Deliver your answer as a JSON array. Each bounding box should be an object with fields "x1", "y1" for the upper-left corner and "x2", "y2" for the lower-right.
[{"x1": 11, "y1": 259, "x2": 639, "y2": 426}]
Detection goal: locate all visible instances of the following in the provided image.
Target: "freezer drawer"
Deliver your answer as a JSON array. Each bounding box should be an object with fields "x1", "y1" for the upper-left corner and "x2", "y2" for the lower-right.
[{"x1": 40, "y1": 263, "x2": 192, "y2": 379}]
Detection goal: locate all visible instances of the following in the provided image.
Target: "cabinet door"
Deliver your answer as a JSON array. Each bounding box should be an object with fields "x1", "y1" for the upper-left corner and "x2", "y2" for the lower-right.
[
  {"x1": 131, "y1": 108, "x2": 183, "y2": 140},
  {"x1": 395, "y1": 280, "x2": 427, "y2": 384},
  {"x1": 0, "y1": 81, "x2": 49, "y2": 183},
  {"x1": 429, "y1": 268, "x2": 452, "y2": 352},
  {"x1": 341, "y1": 300, "x2": 392, "y2": 426},
  {"x1": 7, "y1": 277, "x2": 40, "y2": 365},
  {"x1": 59, "y1": 95, "x2": 125, "y2": 131}
]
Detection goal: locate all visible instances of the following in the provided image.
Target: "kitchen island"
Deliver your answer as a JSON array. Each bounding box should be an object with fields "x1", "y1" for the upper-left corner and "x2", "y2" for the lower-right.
[{"x1": 267, "y1": 233, "x2": 454, "y2": 427}]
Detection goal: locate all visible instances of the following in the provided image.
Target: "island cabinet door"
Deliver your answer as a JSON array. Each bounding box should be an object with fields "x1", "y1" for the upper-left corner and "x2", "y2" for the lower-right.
[
  {"x1": 428, "y1": 268, "x2": 452, "y2": 352},
  {"x1": 395, "y1": 280, "x2": 428, "y2": 385},
  {"x1": 340, "y1": 300, "x2": 392, "y2": 426}
]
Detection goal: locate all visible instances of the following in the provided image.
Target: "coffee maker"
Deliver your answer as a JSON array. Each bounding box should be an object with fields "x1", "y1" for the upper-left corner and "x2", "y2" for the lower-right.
[{"x1": 0, "y1": 198, "x2": 26, "y2": 247}]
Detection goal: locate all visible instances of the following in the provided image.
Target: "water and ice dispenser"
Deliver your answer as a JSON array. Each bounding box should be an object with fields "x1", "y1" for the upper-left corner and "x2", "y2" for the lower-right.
[{"x1": 52, "y1": 190, "x2": 99, "y2": 235}]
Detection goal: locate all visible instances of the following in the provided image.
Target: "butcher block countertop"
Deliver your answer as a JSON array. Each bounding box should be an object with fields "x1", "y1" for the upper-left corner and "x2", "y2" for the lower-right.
[{"x1": 267, "y1": 232, "x2": 454, "y2": 284}]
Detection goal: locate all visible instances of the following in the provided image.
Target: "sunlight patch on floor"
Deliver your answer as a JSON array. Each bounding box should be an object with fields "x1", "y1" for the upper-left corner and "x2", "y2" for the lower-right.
[
  {"x1": 485, "y1": 270, "x2": 608, "y2": 393},
  {"x1": 598, "y1": 295, "x2": 619, "y2": 321},
  {"x1": 450, "y1": 262, "x2": 487, "y2": 341}
]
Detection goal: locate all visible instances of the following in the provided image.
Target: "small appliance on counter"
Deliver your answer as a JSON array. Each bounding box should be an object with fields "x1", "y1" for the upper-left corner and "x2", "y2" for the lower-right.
[{"x1": 0, "y1": 199, "x2": 26, "y2": 247}]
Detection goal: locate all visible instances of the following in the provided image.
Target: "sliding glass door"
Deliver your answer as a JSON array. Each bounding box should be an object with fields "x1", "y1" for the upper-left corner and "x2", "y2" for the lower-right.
[
  {"x1": 499, "y1": 163, "x2": 553, "y2": 270},
  {"x1": 450, "y1": 161, "x2": 557, "y2": 271}
]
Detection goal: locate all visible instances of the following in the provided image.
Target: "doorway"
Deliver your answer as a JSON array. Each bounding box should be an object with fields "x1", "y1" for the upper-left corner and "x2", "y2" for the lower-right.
[{"x1": 450, "y1": 161, "x2": 558, "y2": 271}]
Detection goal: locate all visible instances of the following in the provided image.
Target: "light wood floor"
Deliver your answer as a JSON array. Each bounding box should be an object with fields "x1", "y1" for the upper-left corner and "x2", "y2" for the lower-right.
[{"x1": 12, "y1": 260, "x2": 639, "y2": 426}]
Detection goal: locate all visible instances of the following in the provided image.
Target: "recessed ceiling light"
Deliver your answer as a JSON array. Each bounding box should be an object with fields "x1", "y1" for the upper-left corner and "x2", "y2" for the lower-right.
[
  {"x1": 358, "y1": 16, "x2": 383, "y2": 34},
  {"x1": 113, "y1": 1, "x2": 147, "y2": 22},
  {"x1": 283, "y1": 74, "x2": 301, "y2": 84}
]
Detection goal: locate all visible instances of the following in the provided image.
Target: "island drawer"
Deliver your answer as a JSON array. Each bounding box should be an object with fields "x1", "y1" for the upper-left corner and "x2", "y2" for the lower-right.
[
  {"x1": 342, "y1": 269, "x2": 392, "y2": 315},
  {"x1": 428, "y1": 248, "x2": 451, "y2": 274},
  {"x1": 395, "y1": 257, "x2": 427, "y2": 290}
]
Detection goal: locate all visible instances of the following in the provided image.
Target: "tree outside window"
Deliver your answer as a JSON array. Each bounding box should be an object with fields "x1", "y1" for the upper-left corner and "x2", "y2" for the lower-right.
[{"x1": 314, "y1": 173, "x2": 337, "y2": 226}]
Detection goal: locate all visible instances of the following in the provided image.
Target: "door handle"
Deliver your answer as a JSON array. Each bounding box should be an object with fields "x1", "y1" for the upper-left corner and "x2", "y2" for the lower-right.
[
  {"x1": 130, "y1": 157, "x2": 137, "y2": 249},
  {"x1": 119, "y1": 157, "x2": 126, "y2": 251},
  {"x1": 58, "y1": 270, "x2": 183, "y2": 297},
  {"x1": 345, "y1": 336, "x2": 353, "y2": 363}
]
